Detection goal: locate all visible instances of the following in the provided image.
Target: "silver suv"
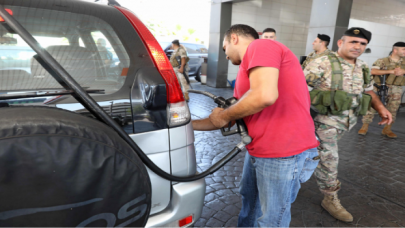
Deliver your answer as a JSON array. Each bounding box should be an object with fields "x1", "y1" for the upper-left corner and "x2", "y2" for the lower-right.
[{"x1": 0, "y1": 0, "x2": 204, "y2": 227}]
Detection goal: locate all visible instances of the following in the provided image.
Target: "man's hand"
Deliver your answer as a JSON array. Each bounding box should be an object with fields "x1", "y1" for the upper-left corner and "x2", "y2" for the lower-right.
[
  {"x1": 209, "y1": 107, "x2": 230, "y2": 128},
  {"x1": 377, "y1": 107, "x2": 393, "y2": 125},
  {"x1": 178, "y1": 67, "x2": 184, "y2": 74},
  {"x1": 394, "y1": 67, "x2": 405, "y2": 76},
  {"x1": 366, "y1": 90, "x2": 392, "y2": 125}
]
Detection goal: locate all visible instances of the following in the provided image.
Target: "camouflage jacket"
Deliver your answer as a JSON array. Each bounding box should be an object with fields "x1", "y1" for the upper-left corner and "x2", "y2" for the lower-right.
[
  {"x1": 301, "y1": 49, "x2": 332, "y2": 70},
  {"x1": 371, "y1": 57, "x2": 405, "y2": 85},
  {"x1": 372, "y1": 56, "x2": 405, "y2": 71},
  {"x1": 304, "y1": 52, "x2": 374, "y2": 131},
  {"x1": 170, "y1": 46, "x2": 189, "y2": 71}
]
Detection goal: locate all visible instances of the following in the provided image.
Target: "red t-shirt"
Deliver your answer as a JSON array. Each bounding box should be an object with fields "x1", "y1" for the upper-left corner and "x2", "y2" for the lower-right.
[{"x1": 233, "y1": 39, "x2": 319, "y2": 158}]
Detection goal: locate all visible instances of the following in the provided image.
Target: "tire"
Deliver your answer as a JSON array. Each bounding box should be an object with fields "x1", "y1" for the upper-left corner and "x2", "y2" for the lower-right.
[
  {"x1": 0, "y1": 106, "x2": 151, "y2": 227},
  {"x1": 195, "y1": 67, "x2": 201, "y2": 82}
]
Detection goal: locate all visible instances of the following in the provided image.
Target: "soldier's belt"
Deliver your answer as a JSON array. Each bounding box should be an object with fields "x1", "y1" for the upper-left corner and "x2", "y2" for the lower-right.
[
  {"x1": 309, "y1": 90, "x2": 371, "y2": 116},
  {"x1": 374, "y1": 74, "x2": 405, "y2": 86}
]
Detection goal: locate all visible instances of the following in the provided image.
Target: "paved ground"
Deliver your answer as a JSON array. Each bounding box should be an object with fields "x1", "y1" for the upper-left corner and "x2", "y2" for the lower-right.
[{"x1": 188, "y1": 81, "x2": 405, "y2": 227}]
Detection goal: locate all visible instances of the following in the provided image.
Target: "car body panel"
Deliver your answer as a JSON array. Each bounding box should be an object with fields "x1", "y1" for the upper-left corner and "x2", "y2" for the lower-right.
[
  {"x1": 169, "y1": 123, "x2": 188, "y2": 150},
  {"x1": 170, "y1": 144, "x2": 197, "y2": 177},
  {"x1": 141, "y1": 152, "x2": 172, "y2": 215},
  {"x1": 130, "y1": 129, "x2": 169, "y2": 155},
  {"x1": 186, "y1": 117, "x2": 195, "y2": 145},
  {"x1": 145, "y1": 179, "x2": 206, "y2": 228}
]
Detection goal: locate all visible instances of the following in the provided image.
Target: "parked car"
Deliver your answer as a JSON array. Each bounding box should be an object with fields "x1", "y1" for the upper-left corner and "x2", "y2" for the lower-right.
[
  {"x1": 0, "y1": 0, "x2": 204, "y2": 227},
  {"x1": 159, "y1": 41, "x2": 208, "y2": 80}
]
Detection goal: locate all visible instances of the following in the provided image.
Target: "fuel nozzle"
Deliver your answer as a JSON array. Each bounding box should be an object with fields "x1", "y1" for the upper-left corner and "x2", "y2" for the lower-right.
[
  {"x1": 188, "y1": 90, "x2": 252, "y2": 147},
  {"x1": 213, "y1": 96, "x2": 227, "y2": 108},
  {"x1": 218, "y1": 97, "x2": 252, "y2": 146}
]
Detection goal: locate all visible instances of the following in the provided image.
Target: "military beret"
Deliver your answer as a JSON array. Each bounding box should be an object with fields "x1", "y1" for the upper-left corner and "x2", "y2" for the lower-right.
[
  {"x1": 343, "y1": 27, "x2": 372, "y2": 43},
  {"x1": 393, "y1": 42, "x2": 405, "y2": 47},
  {"x1": 317, "y1": 34, "x2": 330, "y2": 42}
]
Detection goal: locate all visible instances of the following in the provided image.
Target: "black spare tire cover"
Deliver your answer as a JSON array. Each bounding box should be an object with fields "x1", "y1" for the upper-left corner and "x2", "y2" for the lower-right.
[{"x1": 0, "y1": 107, "x2": 151, "y2": 227}]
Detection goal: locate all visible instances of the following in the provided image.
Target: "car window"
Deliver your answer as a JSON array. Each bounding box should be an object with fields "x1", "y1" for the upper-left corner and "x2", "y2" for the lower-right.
[
  {"x1": 198, "y1": 45, "x2": 208, "y2": 53},
  {"x1": 79, "y1": 38, "x2": 86, "y2": 47},
  {"x1": 183, "y1": 44, "x2": 199, "y2": 54},
  {"x1": 0, "y1": 5, "x2": 130, "y2": 95},
  {"x1": 91, "y1": 31, "x2": 123, "y2": 75},
  {"x1": 0, "y1": 36, "x2": 68, "y2": 75}
]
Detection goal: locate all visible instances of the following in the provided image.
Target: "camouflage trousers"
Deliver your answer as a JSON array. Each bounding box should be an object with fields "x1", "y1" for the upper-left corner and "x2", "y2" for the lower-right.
[
  {"x1": 362, "y1": 85, "x2": 402, "y2": 124},
  {"x1": 314, "y1": 122, "x2": 345, "y2": 194},
  {"x1": 174, "y1": 68, "x2": 190, "y2": 93}
]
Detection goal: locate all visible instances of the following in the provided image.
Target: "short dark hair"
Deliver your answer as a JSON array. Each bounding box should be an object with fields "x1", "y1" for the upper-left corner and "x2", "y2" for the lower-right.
[
  {"x1": 224, "y1": 24, "x2": 259, "y2": 41},
  {"x1": 323, "y1": 40, "x2": 330, "y2": 47},
  {"x1": 262, "y1": 28, "x2": 276, "y2": 34},
  {"x1": 172, "y1": 39, "x2": 180, "y2": 46}
]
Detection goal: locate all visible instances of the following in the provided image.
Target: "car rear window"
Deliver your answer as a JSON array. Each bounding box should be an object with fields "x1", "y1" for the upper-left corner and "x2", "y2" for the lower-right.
[{"x1": 0, "y1": 5, "x2": 130, "y2": 95}]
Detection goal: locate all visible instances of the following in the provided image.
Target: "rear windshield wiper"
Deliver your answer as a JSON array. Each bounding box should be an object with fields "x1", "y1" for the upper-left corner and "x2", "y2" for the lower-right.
[{"x1": 0, "y1": 90, "x2": 105, "y2": 101}]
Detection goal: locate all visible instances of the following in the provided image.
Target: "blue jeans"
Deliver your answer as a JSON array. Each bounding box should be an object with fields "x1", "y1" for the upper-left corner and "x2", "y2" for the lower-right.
[{"x1": 237, "y1": 148, "x2": 319, "y2": 227}]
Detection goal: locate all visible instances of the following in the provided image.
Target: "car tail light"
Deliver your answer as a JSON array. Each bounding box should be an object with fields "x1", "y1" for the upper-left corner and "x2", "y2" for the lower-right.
[
  {"x1": 0, "y1": 9, "x2": 13, "y2": 22},
  {"x1": 115, "y1": 6, "x2": 190, "y2": 127},
  {"x1": 178, "y1": 215, "x2": 193, "y2": 227},
  {"x1": 167, "y1": 101, "x2": 190, "y2": 127},
  {"x1": 114, "y1": 6, "x2": 183, "y2": 104}
]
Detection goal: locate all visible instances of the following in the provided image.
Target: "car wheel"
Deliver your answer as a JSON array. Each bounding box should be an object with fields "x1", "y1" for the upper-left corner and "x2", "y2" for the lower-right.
[
  {"x1": 195, "y1": 67, "x2": 201, "y2": 82},
  {"x1": 0, "y1": 106, "x2": 151, "y2": 227}
]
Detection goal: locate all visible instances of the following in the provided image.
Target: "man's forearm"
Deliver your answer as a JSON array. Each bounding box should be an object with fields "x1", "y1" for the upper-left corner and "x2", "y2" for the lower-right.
[
  {"x1": 366, "y1": 90, "x2": 385, "y2": 111},
  {"x1": 192, "y1": 118, "x2": 220, "y2": 131},
  {"x1": 371, "y1": 69, "x2": 394, "y2": 75},
  {"x1": 181, "y1": 57, "x2": 186, "y2": 69},
  {"x1": 365, "y1": 90, "x2": 393, "y2": 125}
]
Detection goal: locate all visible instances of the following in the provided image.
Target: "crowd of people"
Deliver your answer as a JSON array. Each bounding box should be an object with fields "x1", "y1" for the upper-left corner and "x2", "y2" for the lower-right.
[{"x1": 186, "y1": 23, "x2": 401, "y2": 227}]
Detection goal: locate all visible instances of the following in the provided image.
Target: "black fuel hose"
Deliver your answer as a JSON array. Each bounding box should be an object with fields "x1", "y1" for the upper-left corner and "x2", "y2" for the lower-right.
[
  {"x1": 188, "y1": 89, "x2": 218, "y2": 99},
  {"x1": 0, "y1": 6, "x2": 248, "y2": 182}
]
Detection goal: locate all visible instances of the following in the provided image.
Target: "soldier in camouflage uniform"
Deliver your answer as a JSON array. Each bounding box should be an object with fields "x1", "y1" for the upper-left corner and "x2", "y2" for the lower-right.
[
  {"x1": 304, "y1": 28, "x2": 392, "y2": 223},
  {"x1": 170, "y1": 40, "x2": 190, "y2": 101},
  {"x1": 358, "y1": 42, "x2": 405, "y2": 138},
  {"x1": 302, "y1": 34, "x2": 332, "y2": 69}
]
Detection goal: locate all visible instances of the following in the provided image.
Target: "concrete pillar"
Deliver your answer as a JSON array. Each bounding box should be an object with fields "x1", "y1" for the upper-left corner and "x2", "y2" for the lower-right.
[
  {"x1": 305, "y1": 0, "x2": 353, "y2": 54},
  {"x1": 206, "y1": 0, "x2": 232, "y2": 88}
]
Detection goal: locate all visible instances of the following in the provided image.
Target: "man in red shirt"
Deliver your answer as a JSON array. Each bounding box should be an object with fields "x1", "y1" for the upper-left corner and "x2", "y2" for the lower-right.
[{"x1": 192, "y1": 24, "x2": 319, "y2": 227}]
